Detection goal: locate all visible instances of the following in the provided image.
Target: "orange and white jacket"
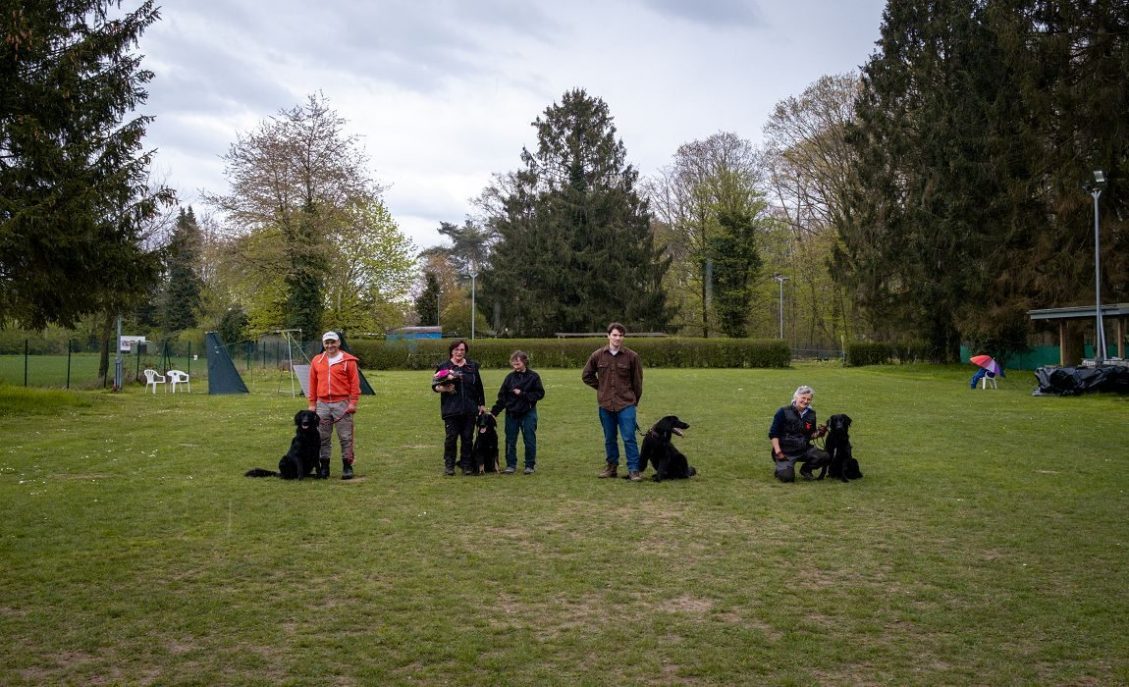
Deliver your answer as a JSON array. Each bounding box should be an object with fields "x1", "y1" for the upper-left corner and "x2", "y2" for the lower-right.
[{"x1": 307, "y1": 351, "x2": 361, "y2": 405}]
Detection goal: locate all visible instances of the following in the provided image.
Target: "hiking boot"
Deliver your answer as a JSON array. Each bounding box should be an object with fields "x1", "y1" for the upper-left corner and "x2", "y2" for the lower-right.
[
  {"x1": 598, "y1": 463, "x2": 618, "y2": 479},
  {"x1": 627, "y1": 470, "x2": 644, "y2": 482},
  {"x1": 502, "y1": 466, "x2": 516, "y2": 474},
  {"x1": 799, "y1": 465, "x2": 814, "y2": 481},
  {"x1": 443, "y1": 466, "x2": 456, "y2": 476},
  {"x1": 341, "y1": 460, "x2": 354, "y2": 480},
  {"x1": 317, "y1": 459, "x2": 330, "y2": 479},
  {"x1": 523, "y1": 466, "x2": 535, "y2": 475}
]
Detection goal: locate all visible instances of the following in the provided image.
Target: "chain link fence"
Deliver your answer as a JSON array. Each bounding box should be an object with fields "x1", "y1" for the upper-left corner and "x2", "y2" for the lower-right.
[{"x1": 0, "y1": 335, "x2": 329, "y2": 389}]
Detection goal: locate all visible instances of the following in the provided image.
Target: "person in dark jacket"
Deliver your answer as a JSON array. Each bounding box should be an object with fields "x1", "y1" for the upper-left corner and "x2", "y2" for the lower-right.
[
  {"x1": 768, "y1": 384, "x2": 829, "y2": 483},
  {"x1": 490, "y1": 350, "x2": 545, "y2": 475},
  {"x1": 432, "y1": 339, "x2": 486, "y2": 476},
  {"x1": 581, "y1": 322, "x2": 645, "y2": 481}
]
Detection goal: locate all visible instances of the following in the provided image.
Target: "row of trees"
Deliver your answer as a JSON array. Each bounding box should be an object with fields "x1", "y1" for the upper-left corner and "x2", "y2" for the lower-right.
[
  {"x1": 4, "y1": 1, "x2": 1125, "y2": 365},
  {"x1": 835, "y1": 0, "x2": 1128, "y2": 359},
  {"x1": 424, "y1": 0, "x2": 1127, "y2": 359}
]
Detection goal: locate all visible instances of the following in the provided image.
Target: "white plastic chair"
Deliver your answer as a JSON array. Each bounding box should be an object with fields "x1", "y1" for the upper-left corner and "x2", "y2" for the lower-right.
[
  {"x1": 167, "y1": 369, "x2": 191, "y2": 394},
  {"x1": 979, "y1": 374, "x2": 997, "y2": 389},
  {"x1": 143, "y1": 369, "x2": 166, "y2": 394}
]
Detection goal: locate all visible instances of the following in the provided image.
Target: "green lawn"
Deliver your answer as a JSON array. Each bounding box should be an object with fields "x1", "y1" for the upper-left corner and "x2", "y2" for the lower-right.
[{"x1": 1, "y1": 365, "x2": 1126, "y2": 686}]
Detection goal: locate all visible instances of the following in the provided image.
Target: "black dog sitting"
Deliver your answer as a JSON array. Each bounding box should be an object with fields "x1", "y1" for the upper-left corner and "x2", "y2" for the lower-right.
[
  {"x1": 245, "y1": 409, "x2": 321, "y2": 480},
  {"x1": 639, "y1": 415, "x2": 697, "y2": 482},
  {"x1": 821, "y1": 413, "x2": 862, "y2": 482},
  {"x1": 469, "y1": 412, "x2": 499, "y2": 475}
]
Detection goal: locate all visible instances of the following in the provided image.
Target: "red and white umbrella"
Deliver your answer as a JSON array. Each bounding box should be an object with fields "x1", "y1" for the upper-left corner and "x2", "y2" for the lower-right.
[{"x1": 969, "y1": 354, "x2": 1002, "y2": 377}]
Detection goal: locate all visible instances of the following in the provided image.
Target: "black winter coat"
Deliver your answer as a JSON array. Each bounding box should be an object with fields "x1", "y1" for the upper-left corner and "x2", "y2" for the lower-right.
[
  {"x1": 490, "y1": 369, "x2": 545, "y2": 417},
  {"x1": 432, "y1": 359, "x2": 485, "y2": 419}
]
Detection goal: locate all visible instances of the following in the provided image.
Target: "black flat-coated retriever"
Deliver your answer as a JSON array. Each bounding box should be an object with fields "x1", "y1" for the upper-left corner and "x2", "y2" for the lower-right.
[
  {"x1": 820, "y1": 413, "x2": 862, "y2": 482},
  {"x1": 639, "y1": 415, "x2": 697, "y2": 482},
  {"x1": 245, "y1": 409, "x2": 321, "y2": 480},
  {"x1": 470, "y1": 412, "x2": 499, "y2": 474}
]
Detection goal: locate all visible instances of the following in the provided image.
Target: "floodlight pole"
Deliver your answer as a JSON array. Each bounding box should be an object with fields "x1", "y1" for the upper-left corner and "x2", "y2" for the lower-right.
[
  {"x1": 1089, "y1": 171, "x2": 1107, "y2": 365},
  {"x1": 469, "y1": 266, "x2": 479, "y2": 340},
  {"x1": 773, "y1": 274, "x2": 788, "y2": 340}
]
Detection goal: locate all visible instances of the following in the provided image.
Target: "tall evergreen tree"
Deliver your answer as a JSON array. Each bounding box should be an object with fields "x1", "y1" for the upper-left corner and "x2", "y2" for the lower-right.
[
  {"x1": 483, "y1": 89, "x2": 671, "y2": 335},
  {"x1": 711, "y1": 208, "x2": 763, "y2": 337},
  {"x1": 160, "y1": 207, "x2": 203, "y2": 333},
  {"x1": 415, "y1": 272, "x2": 440, "y2": 326},
  {"x1": 838, "y1": 0, "x2": 1127, "y2": 359},
  {"x1": 0, "y1": 0, "x2": 173, "y2": 329},
  {"x1": 840, "y1": 0, "x2": 1036, "y2": 359}
]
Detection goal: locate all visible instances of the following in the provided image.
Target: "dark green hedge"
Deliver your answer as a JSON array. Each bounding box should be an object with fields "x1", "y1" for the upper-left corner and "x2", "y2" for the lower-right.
[{"x1": 348, "y1": 337, "x2": 791, "y2": 370}]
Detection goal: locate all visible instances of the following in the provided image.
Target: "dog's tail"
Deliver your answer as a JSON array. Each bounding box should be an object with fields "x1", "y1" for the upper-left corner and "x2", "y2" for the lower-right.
[{"x1": 244, "y1": 468, "x2": 279, "y2": 478}]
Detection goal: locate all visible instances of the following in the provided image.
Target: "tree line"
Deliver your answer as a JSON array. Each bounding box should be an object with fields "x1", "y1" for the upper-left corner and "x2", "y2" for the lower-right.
[{"x1": 2, "y1": 0, "x2": 1126, "y2": 371}]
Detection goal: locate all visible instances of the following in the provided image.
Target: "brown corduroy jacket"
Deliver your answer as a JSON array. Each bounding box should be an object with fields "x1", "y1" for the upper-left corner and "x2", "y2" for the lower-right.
[{"x1": 581, "y1": 346, "x2": 643, "y2": 412}]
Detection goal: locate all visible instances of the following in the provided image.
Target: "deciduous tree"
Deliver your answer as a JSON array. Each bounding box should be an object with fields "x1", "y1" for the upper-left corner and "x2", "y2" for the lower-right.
[
  {"x1": 646, "y1": 132, "x2": 767, "y2": 336},
  {"x1": 205, "y1": 93, "x2": 374, "y2": 339},
  {"x1": 763, "y1": 74, "x2": 860, "y2": 349},
  {"x1": 324, "y1": 196, "x2": 417, "y2": 334}
]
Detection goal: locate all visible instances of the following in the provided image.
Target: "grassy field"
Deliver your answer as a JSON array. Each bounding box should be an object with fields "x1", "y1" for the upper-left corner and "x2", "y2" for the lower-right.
[{"x1": 1, "y1": 365, "x2": 1126, "y2": 686}]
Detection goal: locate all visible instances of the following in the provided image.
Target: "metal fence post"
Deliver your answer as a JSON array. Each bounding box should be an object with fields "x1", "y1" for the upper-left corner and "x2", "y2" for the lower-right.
[
  {"x1": 24, "y1": 339, "x2": 29, "y2": 387},
  {"x1": 66, "y1": 340, "x2": 73, "y2": 389}
]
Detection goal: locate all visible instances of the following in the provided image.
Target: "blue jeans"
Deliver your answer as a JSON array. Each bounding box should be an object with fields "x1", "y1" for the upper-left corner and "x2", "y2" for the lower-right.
[
  {"x1": 598, "y1": 405, "x2": 639, "y2": 472},
  {"x1": 504, "y1": 410, "x2": 538, "y2": 469}
]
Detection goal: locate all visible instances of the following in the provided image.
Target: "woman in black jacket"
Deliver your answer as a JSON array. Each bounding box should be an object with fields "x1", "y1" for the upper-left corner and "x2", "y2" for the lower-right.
[
  {"x1": 490, "y1": 351, "x2": 545, "y2": 474},
  {"x1": 432, "y1": 340, "x2": 486, "y2": 476}
]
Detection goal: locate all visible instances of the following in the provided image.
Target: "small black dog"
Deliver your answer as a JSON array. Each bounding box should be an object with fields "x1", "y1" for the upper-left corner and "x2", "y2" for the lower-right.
[
  {"x1": 469, "y1": 412, "x2": 499, "y2": 475},
  {"x1": 245, "y1": 409, "x2": 321, "y2": 480},
  {"x1": 821, "y1": 413, "x2": 862, "y2": 482},
  {"x1": 639, "y1": 415, "x2": 697, "y2": 482}
]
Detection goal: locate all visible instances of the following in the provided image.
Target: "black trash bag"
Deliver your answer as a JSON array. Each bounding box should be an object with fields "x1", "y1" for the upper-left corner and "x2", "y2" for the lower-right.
[{"x1": 1033, "y1": 364, "x2": 1129, "y2": 396}]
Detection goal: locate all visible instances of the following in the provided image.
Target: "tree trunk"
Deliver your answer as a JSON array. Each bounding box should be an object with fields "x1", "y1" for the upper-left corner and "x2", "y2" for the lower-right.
[{"x1": 97, "y1": 312, "x2": 113, "y2": 385}]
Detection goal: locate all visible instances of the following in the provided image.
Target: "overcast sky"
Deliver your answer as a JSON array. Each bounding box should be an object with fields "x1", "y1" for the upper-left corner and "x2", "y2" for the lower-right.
[{"x1": 140, "y1": 0, "x2": 887, "y2": 248}]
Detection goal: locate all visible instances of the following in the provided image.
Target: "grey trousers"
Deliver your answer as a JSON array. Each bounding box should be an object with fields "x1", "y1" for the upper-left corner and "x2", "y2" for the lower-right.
[
  {"x1": 316, "y1": 400, "x2": 355, "y2": 465},
  {"x1": 772, "y1": 445, "x2": 829, "y2": 482}
]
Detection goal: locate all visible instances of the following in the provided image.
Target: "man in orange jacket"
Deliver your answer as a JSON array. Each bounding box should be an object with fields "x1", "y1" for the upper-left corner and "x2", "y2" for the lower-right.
[{"x1": 307, "y1": 331, "x2": 360, "y2": 479}]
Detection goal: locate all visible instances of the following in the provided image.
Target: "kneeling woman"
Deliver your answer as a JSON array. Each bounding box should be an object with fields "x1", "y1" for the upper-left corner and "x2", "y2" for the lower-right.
[{"x1": 768, "y1": 385, "x2": 829, "y2": 482}]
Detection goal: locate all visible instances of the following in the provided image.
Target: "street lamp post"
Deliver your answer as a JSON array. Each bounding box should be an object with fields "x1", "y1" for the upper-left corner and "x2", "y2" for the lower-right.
[
  {"x1": 468, "y1": 266, "x2": 478, "y2": 340},
  {"x1": 1087, "y1": 170, "x2": 1107, "y2": 365},
  {"x1": 772, "y1": 274, "x2": 788, "y2": 340}
]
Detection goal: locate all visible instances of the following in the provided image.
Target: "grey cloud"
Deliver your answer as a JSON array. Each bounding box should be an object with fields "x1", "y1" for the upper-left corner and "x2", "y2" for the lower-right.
[{"x1": 638, "y1": 0, "x2": 764, "y2": 29}]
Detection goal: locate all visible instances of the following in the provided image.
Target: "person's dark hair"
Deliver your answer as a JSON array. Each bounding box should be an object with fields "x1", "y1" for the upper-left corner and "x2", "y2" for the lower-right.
[
  {"x1": 449, "y1": 339, "x2": 469, "y2": 356},
  {"x1": 607, "y1": 322, "x2": 626, "y2": 335}
]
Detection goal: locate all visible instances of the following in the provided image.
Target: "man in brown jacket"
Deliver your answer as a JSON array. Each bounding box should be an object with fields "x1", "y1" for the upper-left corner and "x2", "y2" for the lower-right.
[{"x1": 581, "y1": 322, "x2": 644, "y2": 481}]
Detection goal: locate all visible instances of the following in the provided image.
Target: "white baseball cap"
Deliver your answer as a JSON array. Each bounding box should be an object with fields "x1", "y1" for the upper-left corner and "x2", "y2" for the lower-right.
[{"x1": 321, "y1": 331, "x2": 340, "y2": 343}]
